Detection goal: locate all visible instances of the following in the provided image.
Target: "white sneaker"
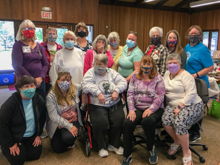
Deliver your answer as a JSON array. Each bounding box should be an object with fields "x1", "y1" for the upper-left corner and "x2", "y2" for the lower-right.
[
  {"x1": 107, "y1": 145, "x2": 124, "y2": 155},
  {"x1": 40, "y1": 131, "x2": 48, "y2": 138},
  {"x1": 99, "y1": 149, "x2": 109, "y2": 157}
]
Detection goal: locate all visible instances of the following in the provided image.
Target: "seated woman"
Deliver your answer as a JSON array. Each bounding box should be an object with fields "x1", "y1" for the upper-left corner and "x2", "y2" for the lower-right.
[
  {"x1": 0, "y1": 75, "x2": 46, "y2": 165},
  {"x1": 162, "y1": 53, "x2": 204, "y2": 165},
  {"x1": 46, "y1": 71, "x2": 83, "y2": 153},
  {"x1": 82, "y1": 54, "x2": 127, "y2": 157},
  {"x1": 122, "y1": 56, "x2": 165, "y2": 165}
]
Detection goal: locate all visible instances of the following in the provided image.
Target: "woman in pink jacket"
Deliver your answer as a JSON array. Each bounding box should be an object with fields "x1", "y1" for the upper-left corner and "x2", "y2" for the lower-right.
[{"x1": 84, "y1": 34, "x2": 114, "y2": 74}]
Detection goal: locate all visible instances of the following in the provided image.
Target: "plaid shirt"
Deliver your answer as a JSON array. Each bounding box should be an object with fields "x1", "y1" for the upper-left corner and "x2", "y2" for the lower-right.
[
  {"x1": 40, "y1": 41, "x2": 63, "y2": 83},
  {"x1": 145, "y1": 44, "x2": 168, "y2": 76}
]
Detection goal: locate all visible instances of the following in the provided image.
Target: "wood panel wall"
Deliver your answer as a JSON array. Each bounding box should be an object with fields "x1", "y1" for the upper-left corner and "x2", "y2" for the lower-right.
[
  {"x1": 98, "y1": 4, "x2": 190, "y2": 52},
  {"x1": 190, "y1": 9, "x2": 220, "y2": 50},
  {"x1": 0, "y1": 0, "x2": 99, "y2": 35}
]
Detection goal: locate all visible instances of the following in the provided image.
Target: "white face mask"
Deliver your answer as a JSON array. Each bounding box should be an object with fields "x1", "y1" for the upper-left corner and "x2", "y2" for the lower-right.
[{"x1": 94, "y1": 66, "x2": 106, "y2": 74}]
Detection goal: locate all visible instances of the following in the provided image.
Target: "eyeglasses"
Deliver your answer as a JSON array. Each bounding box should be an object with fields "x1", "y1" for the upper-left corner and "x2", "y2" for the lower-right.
[
  {"x1": 188, "y1": 33, "x2": 200, "y2": 36},
  {"x1": 23, "y1": 27, "x2": 36, "y2": 31}
]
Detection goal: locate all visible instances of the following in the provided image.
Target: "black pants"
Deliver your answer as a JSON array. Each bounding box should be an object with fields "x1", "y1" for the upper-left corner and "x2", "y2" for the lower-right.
[
  {"x1": 1, "y1": 135, "x2": 42, "y2": 165},
  {"x1": 89, "y1": 101, "x2": 125, "y2": 150},
  {"x1": 123, "y1": 108, "x2": 163, "y2": 158},
  {"x1": 45, "y1": 82, "x2": 52, "y2": 95},
  {"x1": 36, "y1": 78, "x2": 46, "y2": 100},
  {"x1": 51, "y1": 122, "x2": 79, "y2": 153}
]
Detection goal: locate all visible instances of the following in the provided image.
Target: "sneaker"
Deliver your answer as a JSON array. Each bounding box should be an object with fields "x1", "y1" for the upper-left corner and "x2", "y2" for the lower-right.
[
  {"x1": 189, "y1": 134, "x2": 201, "y2": 143},
  {"x1": 122, "y1": 155, "x2": 132, "y2": 165},
  {"x1": 99, "y1": 149, "x2": 109, "y2": 157},
  {"x1": 68, "y1": 144, "x2": 75, "y2": 149},
  {"x1": 108, "y1": 145, "x2": 124, "y2": 155},
  {"x1": 40, "y1": 131, "x2": 48, "y2": 138},
  {"x1": 149, "y1": 146, "x2": 158, "y2": 164}
]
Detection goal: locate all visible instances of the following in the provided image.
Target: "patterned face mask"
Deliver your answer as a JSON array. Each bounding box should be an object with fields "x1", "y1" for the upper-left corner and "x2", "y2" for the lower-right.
[
  {"x1": 21, "y1": 88, "x2": 36, "y2": 98},
  {"x1": 58, "y1": 81, "x2": 70, "y2": 91}
]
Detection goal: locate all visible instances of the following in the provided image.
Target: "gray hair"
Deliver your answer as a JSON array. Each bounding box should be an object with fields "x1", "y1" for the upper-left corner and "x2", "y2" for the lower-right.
[
  {"x1": 107, "y1": 31, "x2": 120, "y2": 43},
  {"x1": 92, "y1": 34, "x2": 108, "y2": 51},
  {"x1": 46, "y1": 27, "x2": 57, "y2": 35},
  {"x1": 149, "y1": 26, "x2": 163, "y2": 37},
  {"x1": 94, "y1": 53, "x2": 108, "y2": 65},
  {"x1": 167, "y1": 53, "x2": 182, "y2": 64},
  {"x1": 63, "y1": 30, "x2": 77, "y2": 40},
  {"x1": 16, "y1": 19, "x2": 37, "y2": 41}
]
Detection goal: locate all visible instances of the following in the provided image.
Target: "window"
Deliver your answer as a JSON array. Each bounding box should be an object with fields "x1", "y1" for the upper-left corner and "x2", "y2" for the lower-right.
[
  {"x1": 86, "y1": 25, "x2": 93, "y2": 43},
  {"x1": 202, "y1": 30, "x2": 219, "y2": 56},
  {"x1": 0, "y1": 21, "x2": 15, "y2": 71},
  {"x1": 35, "y1": 27, "x2": 43, "y2": 43}
]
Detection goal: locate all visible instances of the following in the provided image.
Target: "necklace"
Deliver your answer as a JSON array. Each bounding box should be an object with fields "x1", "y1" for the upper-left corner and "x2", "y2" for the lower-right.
[{"x1": 169, "y1": 70, "x2": 181, "y2": 80}]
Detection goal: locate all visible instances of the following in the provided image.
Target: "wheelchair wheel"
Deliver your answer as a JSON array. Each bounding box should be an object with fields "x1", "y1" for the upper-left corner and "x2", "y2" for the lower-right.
[{"x1": 85, "y1": 139, "x2": 90, "y2": 157}]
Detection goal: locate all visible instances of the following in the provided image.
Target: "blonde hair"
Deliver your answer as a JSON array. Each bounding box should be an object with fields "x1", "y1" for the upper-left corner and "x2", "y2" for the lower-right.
[
  {"x1": 92, "y1": 34, "x2": 108, "y2": 51},
  {"x1": 16, "y1": 19, "x2": 37, "y2": 41},
  {"x1": 74, "y1": 22, "x2": 88, "y2": 37},
  {"x1": 165, "y1": 30, "x2": 183, "y2": 54},
  {"x1": 52, "y1": 72, "x2": 76, "y2": 106},
  {"x1": 107, "y1": 31, "x2": 120, "y2": 43},
  {"x1": 63, "y1": 30, "x2": 77, "y2": 41},
  {"x1": 46, "y1": 27, "x2": 57, "y2": 35}
]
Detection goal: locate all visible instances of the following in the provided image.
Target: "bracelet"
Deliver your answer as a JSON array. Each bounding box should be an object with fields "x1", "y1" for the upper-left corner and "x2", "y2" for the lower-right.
[
  {"x1": 194, "y1": 73, "x2": 197, "y2": 78},
  {"x1": 177, "y1": 105, "x2": 182, "y2": 110},
  {"x1": 196, "y1": 72, "x2": 199, "y2": 77}
]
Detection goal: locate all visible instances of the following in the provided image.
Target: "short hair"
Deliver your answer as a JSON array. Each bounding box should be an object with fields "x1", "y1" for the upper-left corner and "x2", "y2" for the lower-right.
[
  {"x1": 167, "y1": 53, "x2": 182, "y2": 65},
  {"x1": 46, "y1": 27, "x2": 57, "y2": 35},
  {"x1": 136, "y1": 56, "x2": 157, "y2": 80},
  {"x1": 15, "y1": 75, "x2": 36, "y2": 92},
  {"x1": 149, "y1": 26, "x2": 163, "y2": 37},
  {"x1": 185, "y1": 25, "x2": 203, "y2": 40},
  {"x1": 165, "y1": 30, "x2": 183, "y2": 54},
  {"x1": 16, "y1": 19, "x2": 37, "y2": 41},
  {"x1": 94, "y1": 53, "x2": 109, "y2": 65},
  {"x1": 63, "y1": 30, "x2": 77, "y2": 40},
  {"x1": 128, "y1": 31, "x2": 138, "y2": 41},
  {"x1": 92, "y1": 34, "x2": 108, "y2": 51},
  {"x1": 74, "y1": 22, "x2": 89, "y2": 37},
  {"x1": 107, "y1": 31, "x2": 120, "y2": 43}
]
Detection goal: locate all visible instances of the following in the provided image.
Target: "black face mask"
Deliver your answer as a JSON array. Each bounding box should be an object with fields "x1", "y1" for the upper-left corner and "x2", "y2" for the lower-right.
[
  {"x1": 188, "y1": 35, "x2": 200, "y2": 44},
  {"x1": 78, "y1": 31, "x2": 86, "y2": 38},
  {"x1": 150, "y1": 37, "x2": 161, "y2": 46}
]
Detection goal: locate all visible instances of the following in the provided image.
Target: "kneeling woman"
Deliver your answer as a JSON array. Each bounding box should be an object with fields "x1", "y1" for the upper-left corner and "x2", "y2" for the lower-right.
[
  {"x1": 0, "y1": 75, "x2": 46, "y2": 165},
  {"x1": 82, "y1": 54, "x2": 127, "y2": 157},
  {"x1": 162, "y1": 54, "x2": 204, "y2": 165},
  {"x1": 46, "y1": 72, "x2": 82, "y2": 153},
  {"x1": 122, "y1": 55, "x2": 165, "y2": 165}
]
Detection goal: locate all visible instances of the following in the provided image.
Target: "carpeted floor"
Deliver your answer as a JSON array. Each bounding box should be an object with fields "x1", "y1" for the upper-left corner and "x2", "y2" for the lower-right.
[{"x1": 1, "y1": 114, "x2": 220, "y2": 165}]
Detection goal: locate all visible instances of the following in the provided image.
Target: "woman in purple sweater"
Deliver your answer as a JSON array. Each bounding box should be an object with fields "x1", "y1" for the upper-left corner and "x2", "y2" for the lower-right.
[
  {"x1": 12, "y1": 19, "x2": 48, "y2": 99},
  {"x1": 122, "y1": 55, "x2": 165, "y2": 165}
]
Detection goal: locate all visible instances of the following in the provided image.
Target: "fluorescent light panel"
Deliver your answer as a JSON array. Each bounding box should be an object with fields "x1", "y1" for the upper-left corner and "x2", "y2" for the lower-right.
[
  {"x1": 190, "y1": 0, "x2": 220, "y2": 8},
  {"x1": 144, "y1": 0, "x2": 156, "y2": 2}
]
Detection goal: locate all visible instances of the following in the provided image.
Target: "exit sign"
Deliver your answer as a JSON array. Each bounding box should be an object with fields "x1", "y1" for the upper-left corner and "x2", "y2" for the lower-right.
[{"x1": 41, "y1": 11, "x2": 52, "y2": 19}]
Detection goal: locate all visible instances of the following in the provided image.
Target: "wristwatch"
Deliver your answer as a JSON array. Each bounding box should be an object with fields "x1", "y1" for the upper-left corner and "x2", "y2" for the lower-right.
[
  {"x1": 177, "y1": 105, "x2": 182, "y2": 110},
  {"x1": 194, "y1": 73, "x2": 197, "y2": 78}
]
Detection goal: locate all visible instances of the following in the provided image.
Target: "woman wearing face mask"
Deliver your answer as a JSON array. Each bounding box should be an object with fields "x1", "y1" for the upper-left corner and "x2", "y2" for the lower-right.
[
  {"x1": 118, "y1": 31, "x2": 144, "y2": 83},
  {"x1": 74, "y1": 22, "x2": 92, "y2": 56},
  {"x1": 0, "y1": 75, "x2": 46, "y2": 165},
  {"x1": 162, "y1": 54, "x2": 204, "y2": 165},
  {"x1": 84, "y1": 34, "x2": 114, "y2": 74},
  {"x1": 165, "y1": 30, "x2": 187, "y2": 69},
  {"x1": 185, "y1": 25, "x2": 214, "y2": 143},
  {"x1": 145, "y1": 26, "x2": 169, "y2": 76},
  {"x1": 49, "y1": 30, "x2": 84, "y2": 88},
  {"x1": 46, "y1": 72, "x2": 82, "y2": 153},
  {"x1": 122, "y1": 56, "x2": 165, "y2": 165},
  {"x1": 82, "y1": 54, "x2": 127, "y2": 158},
  {"x1": 107, "y1": 31, "x2": 123, "y2": 71},
  {"x1": 12, "y1": 19, "x2": 49, "y2": 99},
  {"x1": 41, "y1": 27, "x2": 63, "y2": 94}
]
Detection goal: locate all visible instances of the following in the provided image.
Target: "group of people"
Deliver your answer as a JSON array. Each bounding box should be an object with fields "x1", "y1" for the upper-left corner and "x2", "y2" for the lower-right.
[{"x1": 0, "y1": 18, "x2": 214, "y2": 165}]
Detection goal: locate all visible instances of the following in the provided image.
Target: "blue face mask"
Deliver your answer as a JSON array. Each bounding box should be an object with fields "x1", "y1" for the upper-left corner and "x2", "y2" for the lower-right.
[
  {"x1": 47, "y1": 34, "x2": 57, "y2": 42},
  {"x1": 64, "y1": 41, "x2": 75, "y2": 49},
  {"x1": 109, "y1": 42, "x2": 119, "y2": 48},
  {"x1": 141, "y1": 65, "x2": 152, "y2": 74},
  {"x1": 21, "y1": 88, "x2": 36, "y2": 99},
  {"x1": 126, "y1": 39, "x2": 135, "y2": 48}
]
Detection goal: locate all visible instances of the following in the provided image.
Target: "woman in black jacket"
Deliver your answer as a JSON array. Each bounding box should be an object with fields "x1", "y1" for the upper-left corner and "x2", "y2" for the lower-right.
[{"x1": 0, "y1": 75, "x2": 46, "y2": 165}]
